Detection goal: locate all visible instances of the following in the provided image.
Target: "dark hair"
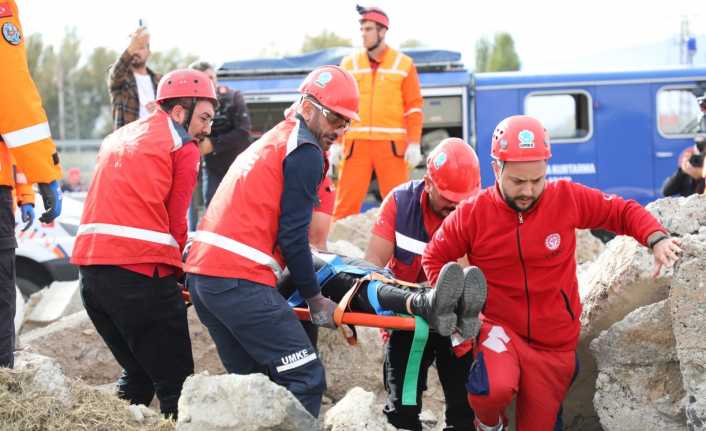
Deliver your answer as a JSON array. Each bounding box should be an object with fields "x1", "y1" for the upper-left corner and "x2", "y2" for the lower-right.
[
  {"x1": 189, "y1": 61, "x2": 214, "y2": 72},
  {"x1": 159, "y1": 97, "x2": 217, "y2": 113}
]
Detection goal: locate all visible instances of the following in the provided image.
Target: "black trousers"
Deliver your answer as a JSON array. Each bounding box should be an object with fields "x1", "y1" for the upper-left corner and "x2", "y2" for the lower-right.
[
  {"x1": 0, "y1": 186, "x2": 17, "y2": 368},
  {"x1": 383, "y1": 329, "x2": 475, "y2": 431},
  {"x1": 79, "y1": 265, "x2": 194, "y2": 417}
]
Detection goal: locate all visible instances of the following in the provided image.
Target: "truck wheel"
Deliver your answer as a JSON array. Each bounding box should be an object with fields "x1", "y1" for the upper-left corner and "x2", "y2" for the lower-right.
[{"x1": 16, "y1": 277, "x2": 43, "y2": 301}]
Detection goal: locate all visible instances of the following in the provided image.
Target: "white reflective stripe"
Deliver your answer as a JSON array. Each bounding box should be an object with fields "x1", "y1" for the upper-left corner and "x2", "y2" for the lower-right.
[
  {"x1": 391, "y1": 52, "x2": 403, "y2": 70},
  {"x1": 351, "y1": 68, "x2": 372, "y2": 74},
  {"x1": 348, "y1": 126, "x2": 407, "y2": 134},
  {"x1": 167, "y1": 117, "x2": 184, "y2": 152},
  {"x1": 351, "y1": 54, "x2": 359, "y2": 71},
  {"x1": 15, "y1": 172, "x2": 28, "y2": 185},
  {"x1": 404, "y1": 108, "x2": 423, "y2": 117},
  {"x1": 2, "y1": 122, "x2": 51, "y2": 148},
  {"x1": 395, "y1": 231, "x2": 427, "y2": 256},
  {"x1": 377, "y1": 68, "x2": 408, "y2": 77},
  {"x1": 193, "y1": 230, "x2": 283, "y2": 278},
  {"x1": 286, "y1": 118, "x2": 300, "y2": 155},
  {"x1": 276, "y1": 352, "x2": 317, "y2": 373},
  {"x1": 77, "y1": 223, "x2": 179, "y2": 248}
]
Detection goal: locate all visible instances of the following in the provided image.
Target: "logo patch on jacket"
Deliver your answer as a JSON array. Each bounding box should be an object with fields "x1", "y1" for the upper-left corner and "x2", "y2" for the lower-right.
[
  {"x1": 2, "y1": 22, "x2": 21, "y2": 45},
  {"x1": 545, "y1": 233, "x2": 561, "y2": 251}
]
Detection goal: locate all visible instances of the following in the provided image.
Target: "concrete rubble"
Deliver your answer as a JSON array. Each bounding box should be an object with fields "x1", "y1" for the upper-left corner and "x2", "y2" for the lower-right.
[
  {"x1": 6, "y1": 193, "x2": 706, "y2": 431},
  {"x1": 176, "y1": 373, "x2": 318, "y2": 431}
]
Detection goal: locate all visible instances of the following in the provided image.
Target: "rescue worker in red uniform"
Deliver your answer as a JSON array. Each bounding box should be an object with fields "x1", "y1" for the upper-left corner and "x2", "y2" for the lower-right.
[
  {"x1": 184, "y1": 66, "x2": 359, "y2": 417},
  {"x1": 71, "y1": 69, "x2": 217, "y2": 419},
  {"x1": 366, "y1": 138, "x2": 486, "y2": 430},
  {"x1": 1, "y1": 0, "x2": 64, "y2": 368},
  {"x1": 422, "y1": 116, "x2": 683, "y2": 431}
]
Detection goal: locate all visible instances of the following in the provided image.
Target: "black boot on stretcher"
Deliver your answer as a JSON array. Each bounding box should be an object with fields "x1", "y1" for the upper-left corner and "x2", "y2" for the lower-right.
[
  {"x1": 408, "y1": 262, "x2": 464, "y2": 336},
  {"x1": 456, "y1": 266, "x2": 487, "y2": 339}
]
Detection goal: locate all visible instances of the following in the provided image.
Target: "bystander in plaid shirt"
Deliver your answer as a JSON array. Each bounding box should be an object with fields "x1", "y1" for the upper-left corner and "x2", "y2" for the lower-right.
[{"x1": 108, "y1": 50, "x2": 161, "y2": 130}]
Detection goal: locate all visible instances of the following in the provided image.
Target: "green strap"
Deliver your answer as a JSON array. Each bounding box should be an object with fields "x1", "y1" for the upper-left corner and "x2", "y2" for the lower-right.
[{"x1": 401, "y1": 315, "x2": 429, "y2": 406}]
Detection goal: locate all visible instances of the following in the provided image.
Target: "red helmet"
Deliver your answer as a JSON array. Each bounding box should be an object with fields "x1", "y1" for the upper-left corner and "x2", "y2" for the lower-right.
[
  {"x1": 491, "y1": 115, "x2": 551, "y2": 162},
  {"x1": 156, "y1": 69, "x2": 217, "y2": 104},
  {"x1": 356, "y1": 4, "x2": 389, "y2": 28},
  {"x1": 427, "y1": 138, "x2": 481, "y2": 203},
  {"x1": 299, "y1": 65, "x2": 360, "y2": 121}
]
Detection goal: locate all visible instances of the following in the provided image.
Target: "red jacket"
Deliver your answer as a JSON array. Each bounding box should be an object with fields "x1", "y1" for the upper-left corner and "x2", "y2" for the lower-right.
[
  {"x1": 422, "y1": 180, "x2": 665, "y2": 352},
  {"x1": 185, "y1": 114, "x2": 324, "y2": 288},
  {"x1": 72, "y1": 110, "x2": 194, "y2": 269}
]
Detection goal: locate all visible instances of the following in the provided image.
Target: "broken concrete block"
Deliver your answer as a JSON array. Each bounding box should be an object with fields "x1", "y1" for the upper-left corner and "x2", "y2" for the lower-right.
[
  {"x1": 324, "y1": 387, "x2": 396, "y2": 430},
  {"x1": 177, "y1": 373, "x2": 317, "y2": 431},
  {"x1": 591, "y1": 300, "x2": 685, "y2": 430}
]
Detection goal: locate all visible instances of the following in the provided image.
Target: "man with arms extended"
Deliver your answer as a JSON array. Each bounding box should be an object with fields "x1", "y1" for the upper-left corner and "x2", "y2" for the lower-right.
[{"x1": 422, "y1": 115, "x2": 682, "y2": 431}]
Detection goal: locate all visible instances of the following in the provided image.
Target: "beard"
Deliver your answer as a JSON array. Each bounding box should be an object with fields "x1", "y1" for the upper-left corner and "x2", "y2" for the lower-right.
[
  {"x1": 503, "y1": 193, "x2": 539, "y2": 212},
  {"x1": 131, "y1": 55, "x2": 146, "y2": 68}
]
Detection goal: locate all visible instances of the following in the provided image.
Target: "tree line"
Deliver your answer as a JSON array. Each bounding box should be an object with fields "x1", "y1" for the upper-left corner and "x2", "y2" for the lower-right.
[{"x1": 27, "y1": 29, "x2": 519, "y2": 140}]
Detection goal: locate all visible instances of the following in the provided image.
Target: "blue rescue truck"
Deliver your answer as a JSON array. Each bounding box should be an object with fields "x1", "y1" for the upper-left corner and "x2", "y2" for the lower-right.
[{"x1": 218, "y1": 47, "x2": 706, "y2": 205}]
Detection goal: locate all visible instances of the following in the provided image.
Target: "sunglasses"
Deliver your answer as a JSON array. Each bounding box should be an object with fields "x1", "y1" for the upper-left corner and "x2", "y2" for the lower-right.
[{"x1": 307, "y1": 98, "x2": 351, "y2": 131}]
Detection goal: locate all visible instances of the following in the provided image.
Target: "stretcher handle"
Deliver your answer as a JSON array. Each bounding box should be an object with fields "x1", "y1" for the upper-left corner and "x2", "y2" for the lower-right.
[{"x1": 293, "y1": 307, "x2": 416, "y2": 331}]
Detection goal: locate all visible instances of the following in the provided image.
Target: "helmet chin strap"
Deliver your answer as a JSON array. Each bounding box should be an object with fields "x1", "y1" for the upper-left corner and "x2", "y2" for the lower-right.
[{"x1": 182, "y1": 97, "x2": 197, "y2": 132}]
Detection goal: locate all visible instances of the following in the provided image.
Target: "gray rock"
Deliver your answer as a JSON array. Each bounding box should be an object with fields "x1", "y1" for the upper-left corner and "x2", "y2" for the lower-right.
[
  {"x1": 670, "y1": 234, "x2": 706, "y2": 430},
  {"x1": 14, "y1": 350, "x2": 72, "y2": 407},
  {"x1": 176, "y1": 373, "x2": 318, "y2": 431},
  {"x1": 575, "y1": 229, "x2": 605, "y2": 265},
  {"x1": 591, "y1": 300, "x2": 685, "y2": 430},
  {"x1": 323, "y1": 387, "x2": 396, "y2": 431},
  {"x1": 565, "y1": 235, "x2": 671, "y2": 430},
  {"x1": 328, "y1": 208, "x2": 379, "y2": 252}
]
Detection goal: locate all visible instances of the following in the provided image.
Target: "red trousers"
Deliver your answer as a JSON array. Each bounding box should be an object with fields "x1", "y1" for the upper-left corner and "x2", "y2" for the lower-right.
[{"x1": 467, "y1": 323, "x2": 577, "y2": 430}]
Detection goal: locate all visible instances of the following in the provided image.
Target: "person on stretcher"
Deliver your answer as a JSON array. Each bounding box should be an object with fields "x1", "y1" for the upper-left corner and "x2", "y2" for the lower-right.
[{"x1": 277, "y1": 250, "x2": 487, "y2": 339}]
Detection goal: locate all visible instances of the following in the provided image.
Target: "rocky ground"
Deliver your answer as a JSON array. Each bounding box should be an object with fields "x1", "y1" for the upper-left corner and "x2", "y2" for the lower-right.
[{"x1": 3, "y1": 194, "x2": 706, "y2": 430}]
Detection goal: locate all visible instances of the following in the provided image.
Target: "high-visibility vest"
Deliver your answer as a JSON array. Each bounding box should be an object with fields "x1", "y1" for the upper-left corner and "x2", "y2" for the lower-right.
[
  {"x1": 386, "y1": 180, "x2": 429, "y2": 283},
  {"x1": 71, "y1": 110, "x2": 191, "y2": 268},
  {"x1": 185, "y1": 114, "x2": 326, "y2": 288},
  {"x1": 341, "y1": 47, "x2": 414, "y2": 142},
  {"x1": 0, "y1": 0, "x2": 62, "y2": 184}
]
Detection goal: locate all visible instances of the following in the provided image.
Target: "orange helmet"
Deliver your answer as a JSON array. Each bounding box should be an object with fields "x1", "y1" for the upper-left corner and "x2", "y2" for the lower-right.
[
  {"x1": 491, "y1": 115, "x2": 551, "y2": 162},
  {"x1": 299, "y1": 65, "x2": 360, "y2": 121},
  {"x1": 427, "y1": 138, "x2": 481, "y2": 203},
  {"x1": 156, "y1": 69, "x2": 217, "y2": 104},
  {"x1": 356, "y1": 4, "x2": 389, "y2": 28}
]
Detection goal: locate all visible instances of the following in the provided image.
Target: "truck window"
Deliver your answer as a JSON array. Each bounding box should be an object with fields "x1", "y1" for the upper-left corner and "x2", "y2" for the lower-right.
[
  {"x1": 247, "y1": 101, "x2": 295, "y2": 140},
  {"x1": 656, "y1": 88, "x2": 701, "y2": 136},
  {"x1": 524, "y1": 92, "x2": 592, "y2": 142}
]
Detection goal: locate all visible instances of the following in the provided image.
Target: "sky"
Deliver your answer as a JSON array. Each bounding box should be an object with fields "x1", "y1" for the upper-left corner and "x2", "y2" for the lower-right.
[{"x1": 19, "y1": 0, "x2": 706, "y2": 72}]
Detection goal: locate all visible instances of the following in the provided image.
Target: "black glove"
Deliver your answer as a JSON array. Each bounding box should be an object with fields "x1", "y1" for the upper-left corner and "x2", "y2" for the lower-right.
[
  {"x1": 305, "y1": 293, "x2": 337, "y2": 329},
  {"x1": 38, "y1": 180, "x2": 63, "y2": 223}
]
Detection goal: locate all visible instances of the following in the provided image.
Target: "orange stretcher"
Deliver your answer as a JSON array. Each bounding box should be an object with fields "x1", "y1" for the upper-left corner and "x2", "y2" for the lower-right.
[{"x1": 180, "y1": 272, "x2": 418, "y2": 344}]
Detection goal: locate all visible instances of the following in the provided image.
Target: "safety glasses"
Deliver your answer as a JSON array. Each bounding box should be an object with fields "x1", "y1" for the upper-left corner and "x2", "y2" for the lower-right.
[{"x1": 306, "y1": 98, "x2": 351, "y2": 131}]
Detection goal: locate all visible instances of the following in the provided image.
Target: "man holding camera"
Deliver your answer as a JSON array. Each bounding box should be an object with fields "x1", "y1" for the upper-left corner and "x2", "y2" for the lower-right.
[
  {"x1": 189, "y1": 61, "x2": 252, "y2": 206},
  {"x1": 662, "y1": 134, "x2": 706, "y2": 197}
]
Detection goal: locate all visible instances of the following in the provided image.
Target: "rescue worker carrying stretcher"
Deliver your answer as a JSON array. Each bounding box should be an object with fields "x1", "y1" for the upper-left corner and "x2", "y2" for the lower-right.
[
  {"x1": 72, "y1": 69, "x2": 217, "y2": 419},
  {"x1": 184, "y1": 65, "x2": 360, "y2": 418},
  {"x1": 423, "y1": 115, "x2": 683, "y2": 431}
]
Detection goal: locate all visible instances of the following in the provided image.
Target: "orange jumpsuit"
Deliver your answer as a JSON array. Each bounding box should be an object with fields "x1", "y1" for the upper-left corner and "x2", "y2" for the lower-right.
[{"x1": 334, "y1": 47, "x2": 423, "y2": 221}]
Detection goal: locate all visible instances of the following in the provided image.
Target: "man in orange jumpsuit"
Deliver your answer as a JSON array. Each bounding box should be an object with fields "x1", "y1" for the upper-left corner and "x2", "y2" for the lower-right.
[
  {"x1": 331, "y1": 5, "x2": 424, "y2": 221},
  {"x1": 0, "y1": 0, "x2": 64, "y2": 368}
]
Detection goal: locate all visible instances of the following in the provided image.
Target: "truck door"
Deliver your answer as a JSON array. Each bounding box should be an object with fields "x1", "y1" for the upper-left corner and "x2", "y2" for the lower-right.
[
  {"x1": 652, "y1": 84, "x2": 703, "y2": 197},
  {"x1": 522, "y1": 88, "x2": 598, "y2": 188}
]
